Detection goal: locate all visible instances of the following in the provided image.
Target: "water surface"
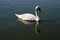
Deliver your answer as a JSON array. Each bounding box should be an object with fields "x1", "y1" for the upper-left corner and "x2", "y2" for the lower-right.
[{"x1": 0, "y1": 0, "x2": 60, "y2": 40}]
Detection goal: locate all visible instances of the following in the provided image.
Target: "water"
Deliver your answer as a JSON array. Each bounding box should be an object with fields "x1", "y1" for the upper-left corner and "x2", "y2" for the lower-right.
[{"x1": 0, "y1": 0, "x2": 60, "y2": 40}]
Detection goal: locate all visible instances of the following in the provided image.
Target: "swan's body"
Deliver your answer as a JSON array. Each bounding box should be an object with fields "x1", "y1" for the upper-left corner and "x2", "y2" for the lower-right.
[
  {"x1": 15, "y1": 13, "x2": 35, "y2": 20},
  {"x1": 15, "y1": 5, "x2": 41, "y2": 21}
]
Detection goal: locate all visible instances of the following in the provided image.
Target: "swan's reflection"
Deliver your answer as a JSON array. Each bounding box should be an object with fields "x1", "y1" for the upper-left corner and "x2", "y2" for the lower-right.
[
  {"x1": 17, "y1": 19, "x2": 40, "y2": 35},
  {"x1": 35, "y1": 22, "x2": 40, "y2": 35},
  {"x1": 17, "y1": 19, "x2": 35, "y2": 24}
]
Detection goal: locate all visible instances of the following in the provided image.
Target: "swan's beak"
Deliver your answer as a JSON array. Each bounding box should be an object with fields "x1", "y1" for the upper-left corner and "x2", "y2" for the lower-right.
[{"x1": 38, "y1": 7, "x2": 41, "y2": 12}]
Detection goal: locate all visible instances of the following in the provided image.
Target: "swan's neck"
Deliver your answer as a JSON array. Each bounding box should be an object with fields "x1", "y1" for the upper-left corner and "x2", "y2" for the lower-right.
[
  {"x1": 35, "y1": 10, "x2": 39, "y2": 21},
  {"x1": 35, "y1": 10, "x2": 38, "y2": 16}
]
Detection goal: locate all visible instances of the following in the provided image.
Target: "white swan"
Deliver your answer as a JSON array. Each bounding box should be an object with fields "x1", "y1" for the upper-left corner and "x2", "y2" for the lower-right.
[{"x1": 15, "y1": 5, "x2": 41, "y2": 21}]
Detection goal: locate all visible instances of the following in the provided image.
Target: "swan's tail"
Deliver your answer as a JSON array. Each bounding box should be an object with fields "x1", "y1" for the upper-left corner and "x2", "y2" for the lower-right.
[
  {"x1": 15, "y1": 13, "x2": 20, "y2": 18},
  {"x1": 15, "y1": 13, "x2": 18, "y2": 16}
]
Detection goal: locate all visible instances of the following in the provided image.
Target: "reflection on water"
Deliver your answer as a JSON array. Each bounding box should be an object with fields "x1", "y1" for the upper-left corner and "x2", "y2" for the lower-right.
[
  {"x1": 17, "y1": 19, "x2": 35, "y2": 24},
  {"x1": 17, "y1": 19, "x2": 40, "y2": 35},
  {"x1": 35, "y1": 22, "x2": 40, "y2": 35}
]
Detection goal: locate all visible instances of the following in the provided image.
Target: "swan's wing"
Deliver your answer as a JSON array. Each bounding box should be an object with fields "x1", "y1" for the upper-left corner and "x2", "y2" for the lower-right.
[{"x1": 15, "y1": 13, "x2": 36, "y2": 20}]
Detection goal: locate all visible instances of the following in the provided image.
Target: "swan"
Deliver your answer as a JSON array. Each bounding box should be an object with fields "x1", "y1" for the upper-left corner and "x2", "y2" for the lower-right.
[{"x1": 15, "y1": 5, "x2": 41, "y2": 21}]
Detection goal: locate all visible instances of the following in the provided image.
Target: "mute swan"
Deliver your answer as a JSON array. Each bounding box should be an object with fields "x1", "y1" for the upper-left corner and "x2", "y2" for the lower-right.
[{"x1": 15, "y1": 5, "x2": 41, "y2": 21}]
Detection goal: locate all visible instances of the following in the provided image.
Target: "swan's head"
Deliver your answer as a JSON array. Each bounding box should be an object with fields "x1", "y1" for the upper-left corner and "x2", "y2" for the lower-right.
[{"x1": 35, "y1": 5, "x2": 41, "y2": 12}]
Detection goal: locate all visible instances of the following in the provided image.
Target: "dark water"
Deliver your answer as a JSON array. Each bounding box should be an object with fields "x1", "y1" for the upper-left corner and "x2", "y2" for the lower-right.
[{"x1": 0, "y1": 0, "x2": 60, "y2": 40}]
